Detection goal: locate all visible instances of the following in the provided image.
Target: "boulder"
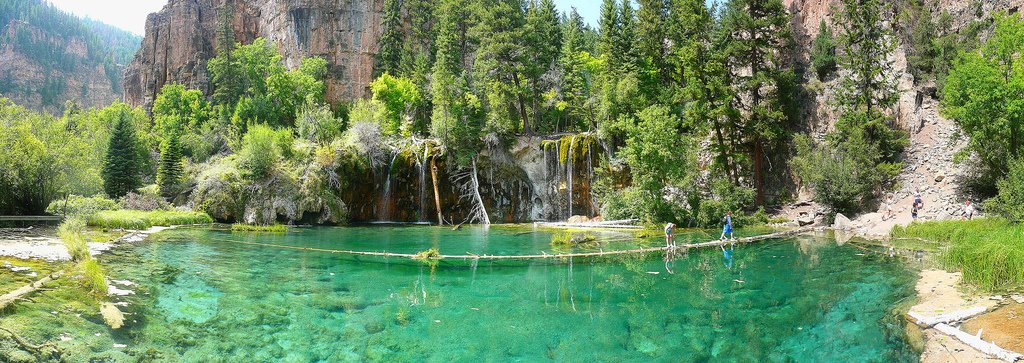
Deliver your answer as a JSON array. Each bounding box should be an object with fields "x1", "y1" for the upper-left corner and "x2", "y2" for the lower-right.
[
  {"x1": 567, "y1": 215, "x2": 590, "y2": 224},
  {"x1": 833, "y1": 213, "x2": 852, "y2": 230}
]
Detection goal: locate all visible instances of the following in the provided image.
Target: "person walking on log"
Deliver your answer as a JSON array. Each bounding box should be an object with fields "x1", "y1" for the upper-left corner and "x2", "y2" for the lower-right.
[
  {"x1": 719, "y1": 211, "x2": 734, "y2": 241},
  {"x1": 664, "y1": 222, "x2": 676, "y2": 248}
]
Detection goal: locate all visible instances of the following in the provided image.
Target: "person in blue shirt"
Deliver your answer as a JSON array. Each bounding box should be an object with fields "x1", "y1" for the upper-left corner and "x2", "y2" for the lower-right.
[
  {"x1": 719, "y1": 211, "x2": 734, "y2": 241},
  {"x1": 721, "y1": 244, "x2": 734, "y2": 270},
  {"x1": 664, "y1": 222, "x2": 676, "y2": 248}
]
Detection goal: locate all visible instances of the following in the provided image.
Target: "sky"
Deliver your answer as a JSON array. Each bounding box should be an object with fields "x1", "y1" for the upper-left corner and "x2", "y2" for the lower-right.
[
  {"x1": 48, "y1": 0, "x2": 167, "y2": 35},
  {"x1": 47, "y1": 0, "x2": 604, "y2": 36}
]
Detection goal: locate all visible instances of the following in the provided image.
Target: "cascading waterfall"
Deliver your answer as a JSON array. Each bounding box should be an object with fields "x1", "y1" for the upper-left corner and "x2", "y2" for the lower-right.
[
  {"x1": 567, "y1": 135, "x2": 576, "y2": 219},
  {"x1": 378, "y1": 151, "x2": 399, "y2": 221},
  {"x1": 418, "y1": 145, "x2": 428, "y2": 222}
]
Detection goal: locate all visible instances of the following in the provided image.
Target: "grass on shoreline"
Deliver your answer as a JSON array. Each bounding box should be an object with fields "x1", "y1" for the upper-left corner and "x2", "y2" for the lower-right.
[
  {"x1": 87, "y1": 210, "x2": 213, "y2": 230},
  {"x1": 230, "y1": 223, "x2": 288, "y2": 233},
  {"x1": 891, "y1": 218, "x2": 1024, "y2": 292}
]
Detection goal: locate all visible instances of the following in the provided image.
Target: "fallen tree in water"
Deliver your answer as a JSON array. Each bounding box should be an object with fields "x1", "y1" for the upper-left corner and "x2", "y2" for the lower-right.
[{"x1": 0, "y1": 272, "x2": 61, "y2": 311}]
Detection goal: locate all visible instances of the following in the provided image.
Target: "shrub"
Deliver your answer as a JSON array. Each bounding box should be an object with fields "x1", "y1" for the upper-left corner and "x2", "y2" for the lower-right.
[
  {"x1": 57, "y1": 217, "x2": 89, "y2": 261},
  {"x1": 120, "y1": 189, "x2": 170, "y2": 211},
  {"x1": 550, "y1": 232, "x2": 597, "y2": 247},
  {"x1": 81, "y1": 259, "x2": 107, "y2": 295},
  {"x1": 239, "y1": 124, "x2": 283, "y2": 178},
  {"x1": 985, "y1": 157, "x2": 1024, "y2": 222},
  {"x1": 296, "y1": 102, "x2": 344, "y2": 144},
  {"x1": 45, "y1": 195, "x2": 118, "y2": 217},
  {"x1": 191, "y1": 156, "x2": 245, "y2": 221},
  {"x1": 87, "y1": 210, "x2": 213, "y2": 229},
  {"x1": 810, "y1": 20, "x2": 837, "y2": 80}
]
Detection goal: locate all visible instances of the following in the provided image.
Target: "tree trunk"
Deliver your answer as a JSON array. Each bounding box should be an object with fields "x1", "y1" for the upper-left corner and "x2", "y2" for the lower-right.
[
  {"x1": 430, "y1": 156, "x2": 444, "y2": 225},
  {"x1": 0, "y1": 272, "x2": 60, "y2": 310},
  {"x1": 470, "y1": 158, "x2": 490, "y2": 225},
  {"x1": 511, "y1": 72, "x2": 530, "y2": 134},
  {"x1": 754, "y1": 139, "x2": 765, "y2": 206}
]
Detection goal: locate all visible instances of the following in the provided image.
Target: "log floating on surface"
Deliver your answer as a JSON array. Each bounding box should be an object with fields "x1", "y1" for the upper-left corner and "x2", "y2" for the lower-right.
[{"x1": 213, "y1": 227, "x2": 816, "y2": 261}]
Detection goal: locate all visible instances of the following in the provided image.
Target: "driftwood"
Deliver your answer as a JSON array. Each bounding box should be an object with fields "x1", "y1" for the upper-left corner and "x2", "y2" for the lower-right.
[
  {"x1": 934, "y1": 323, "x2": 1023, "y2": 362},
  {"x1": 0, "y1": 272, "x2": 61, "y2": 310},
  {"x1": 908, "y1": 306, "x2": 989, "y2": 328},
  {"x1": 0, "y1": 326, "x2": 57, "y2": 354}
]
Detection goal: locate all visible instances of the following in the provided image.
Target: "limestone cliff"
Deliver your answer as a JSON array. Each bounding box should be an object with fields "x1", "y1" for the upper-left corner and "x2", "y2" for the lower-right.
[
  {"x1": 781, "y1": 0, "x2": 1024, "y2": 231},
  {"x1": 123, "y1": 0, "x2": 383, "y2": 110}
]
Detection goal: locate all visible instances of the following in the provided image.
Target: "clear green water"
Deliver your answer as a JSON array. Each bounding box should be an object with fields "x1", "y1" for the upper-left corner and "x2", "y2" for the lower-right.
[{"x1": 60, "y1": 227, "x2": 921, "y2": 361}]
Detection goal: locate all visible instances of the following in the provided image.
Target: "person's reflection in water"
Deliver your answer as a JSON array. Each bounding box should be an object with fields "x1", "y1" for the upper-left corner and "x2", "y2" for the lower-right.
[{"x1": 720, "y1": 244, "x2": 734, "y2": 270}]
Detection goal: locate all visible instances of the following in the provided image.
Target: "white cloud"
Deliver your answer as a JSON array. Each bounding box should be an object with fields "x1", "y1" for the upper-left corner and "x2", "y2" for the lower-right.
[{"x1": 46, "y1": 0, "x2": 168, "y2": 35}]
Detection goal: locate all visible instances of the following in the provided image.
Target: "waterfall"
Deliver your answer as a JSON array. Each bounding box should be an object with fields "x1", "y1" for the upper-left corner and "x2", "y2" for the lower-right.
[
  {"x1": 378, "y1": 151, "x2": 399, "y2": 221},
  {"x1": 418, "y1": 145, "x2": 428, "y2": 222},
  {"x1": 567, "y1": 135, "x2": 576, "y2": 219}
]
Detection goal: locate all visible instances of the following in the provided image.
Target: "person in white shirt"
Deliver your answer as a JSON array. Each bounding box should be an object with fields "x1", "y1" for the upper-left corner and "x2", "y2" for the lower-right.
[{"x1": 963, "y1": 200, "x2": 975, "y2": 220}]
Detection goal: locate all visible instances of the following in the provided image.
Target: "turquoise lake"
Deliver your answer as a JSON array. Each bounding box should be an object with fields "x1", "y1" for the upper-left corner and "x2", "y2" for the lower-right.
[{"x1": 81, "y1": 226, "x2": 918, "y2": 362}]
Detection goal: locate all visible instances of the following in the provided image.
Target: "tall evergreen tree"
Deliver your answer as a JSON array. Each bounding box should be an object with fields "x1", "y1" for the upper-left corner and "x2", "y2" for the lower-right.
[
  {"x1": 598, "y1": 0, "x2": 620, "y2": 74},
  {"x1": 524, "y1": 0, "x2": 563, "y2": 131},
  {"x1": 810, "y1": 20, "x2": 837, "y2": 80},
  {"x1": 473, "y1": 0, "x2": 531, "y2": 134},
  {"x1": 157, "y1": 132, "x2": 184, "y2": 198},
  {"x1": 210, "y1": 0, "x2": 240, "y2": 108},
  {"x1": 834, "y1": 0, "x2": 905, "y2": 163},
  {"x1": 616, "y1": 0, "x2": 639, "y2": 73},
  {"x1": 721, "y1": 0, "x2": 794, "y2": 205},
  {"x1": 636, "y1": 0, "x2": 669, "y2": 87},
  {"x1": 102, "y1": 110, "x2": 142, "y2": 198},
  {"x1": 375, "y1": 0, "x2": 403, "y2": 77}
]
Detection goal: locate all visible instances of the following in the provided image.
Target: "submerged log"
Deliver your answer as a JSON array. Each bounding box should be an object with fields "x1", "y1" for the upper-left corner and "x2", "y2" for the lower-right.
[{"x1": 0, "y1": 272, "x2": 61, "y2": 310}]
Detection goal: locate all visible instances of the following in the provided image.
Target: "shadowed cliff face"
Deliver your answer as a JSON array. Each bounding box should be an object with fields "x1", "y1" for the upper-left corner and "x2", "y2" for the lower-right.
[{"x1": 123, "y1": 0, "x2": 383, "y2": 110}]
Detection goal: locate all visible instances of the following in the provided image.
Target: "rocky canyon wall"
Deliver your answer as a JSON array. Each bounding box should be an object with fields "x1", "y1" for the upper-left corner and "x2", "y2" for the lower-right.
[{"x1": 124, "y1": 0, "x2": 383, "y2": 110}]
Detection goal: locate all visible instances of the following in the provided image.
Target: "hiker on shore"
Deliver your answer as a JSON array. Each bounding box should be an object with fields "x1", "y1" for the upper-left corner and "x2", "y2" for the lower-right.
[
  {"x1": 963, "y1": 200, "x2": 975, "y2": 220},
  {"x1": 720, "y1": 211, "x2": 734, "y2": 241},
  {"x1": 912, "y1": 192, "x2": 923, "y2": 220},
  {"x1": 664, "y1": 222, "x2": 676, "y2": 248}
]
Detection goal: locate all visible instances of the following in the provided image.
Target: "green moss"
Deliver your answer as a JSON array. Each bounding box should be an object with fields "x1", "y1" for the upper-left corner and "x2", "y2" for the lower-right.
[
  {"x1": 87, "y1": 210, "x2": 213, "y2": 229},
  {"x1": 230, "y1": 223, "x2": 288, "y2": 233}
]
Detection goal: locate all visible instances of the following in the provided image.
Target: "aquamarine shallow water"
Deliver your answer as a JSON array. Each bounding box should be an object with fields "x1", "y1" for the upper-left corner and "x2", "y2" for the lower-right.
[{"x1": 94, "y1": 226, "x2": 917, "y2": 362}]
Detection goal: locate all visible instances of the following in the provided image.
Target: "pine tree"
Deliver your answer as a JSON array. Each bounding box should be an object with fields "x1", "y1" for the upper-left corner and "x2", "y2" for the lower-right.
[
  {"x1": 157, "y1": 132, "x2": 184, "y2": 198},
  {"x1": 524, "y1": 0, "x2": 562, "y2": 131},
  {"x1": 210, "y1": 0, "x2": 242, "y2": 116},
  {"x1": 810, "y1": 20, "x2": 837, "y2": 80},
  {"x1": 834, "y1": 0, "x2": 905, "y2": 163},
  {"x1": 636, "y1": 0, "x2": 668, "y2": 86},
  {"x1": 375, "y1": 0, "x2": 403, "y2": 77},
  {"x1": 598, "y1": 0, "x2": 620, "y2": 74},
  {"x1": 616, "y1": 0, "x2": 639, "y2": 73},
  {"x1": 721, "y1": 0, "x2": 794, "y2": 205},
  {"x1": 102, "y1": 111, "x2": 142, "y2": 198}
]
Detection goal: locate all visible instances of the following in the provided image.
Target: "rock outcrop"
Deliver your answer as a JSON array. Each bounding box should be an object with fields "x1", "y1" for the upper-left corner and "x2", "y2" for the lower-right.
[
  {"x1": 124, "y1": 0, "x2": 384, "y2": 110},
  {"x1": 0, "y1": 11, "x2": 139, "y2": 114}
]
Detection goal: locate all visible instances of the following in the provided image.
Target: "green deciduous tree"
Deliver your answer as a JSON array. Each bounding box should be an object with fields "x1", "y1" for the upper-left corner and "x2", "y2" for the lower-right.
[
  {"x1": 370, "y1": 73, "x2": 422, "y2": 136},
  {"x1": 941, "y1": 13, "x2": 1024, "y2": 192}
]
